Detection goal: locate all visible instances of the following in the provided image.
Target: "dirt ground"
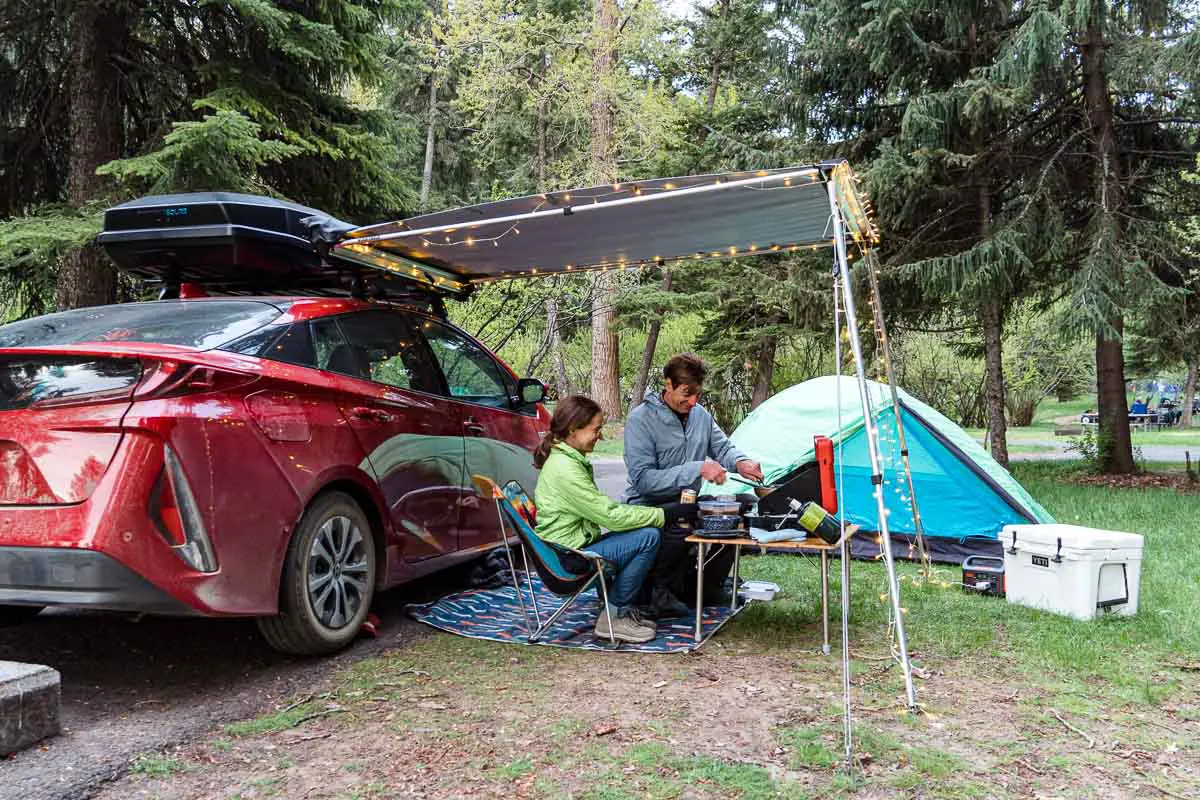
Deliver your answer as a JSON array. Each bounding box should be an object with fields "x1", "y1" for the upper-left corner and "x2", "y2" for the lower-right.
[{"x1": 92, "y1": 622, "x2": 1200, "y2": 800}]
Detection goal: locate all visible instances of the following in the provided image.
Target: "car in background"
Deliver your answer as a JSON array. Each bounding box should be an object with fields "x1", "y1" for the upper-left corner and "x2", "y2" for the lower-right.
[{"x1": 0, "y1": 295, "x2": 548, "y2": 654}]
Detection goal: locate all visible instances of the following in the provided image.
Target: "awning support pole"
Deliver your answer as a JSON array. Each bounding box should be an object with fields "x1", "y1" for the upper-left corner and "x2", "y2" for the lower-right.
[
  {"x1": 832, "y1": 270, "x2": 854, "y2": 769},
  {"x1": 827, "y1": 178, "x2": 918, "y2": 712},
  {"x1": 862, "y1": 249, "x2": 932, "y2": 573}
]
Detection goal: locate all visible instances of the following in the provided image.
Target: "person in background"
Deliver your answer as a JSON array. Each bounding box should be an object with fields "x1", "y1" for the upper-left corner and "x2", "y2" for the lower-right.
[
  {"x1": 1130, "y1": 397, "x2": 1148, "y2": 415},
  {"x1": 623, "y1": 353, "x2": 763, "y2": 615},
  {"x1": 534, "y1": 394, "x2": 697, "y2": 643}
]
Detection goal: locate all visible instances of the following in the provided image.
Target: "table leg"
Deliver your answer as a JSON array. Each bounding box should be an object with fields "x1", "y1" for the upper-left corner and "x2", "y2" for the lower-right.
[
  {"x1": 821, "y1": 549, "x2": 830, "y2": 655},
  {"x1": 694, "y1": 541, "x2": 705, "y2": 642},
  {"x1": 731, "y1": 544, "x2": 741, "y2": 612}
]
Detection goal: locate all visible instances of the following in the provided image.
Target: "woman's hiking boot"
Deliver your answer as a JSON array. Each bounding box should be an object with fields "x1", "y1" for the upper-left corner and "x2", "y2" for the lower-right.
[{"x1": 594, "y1": 606, "x2": 656, "y2": 643}]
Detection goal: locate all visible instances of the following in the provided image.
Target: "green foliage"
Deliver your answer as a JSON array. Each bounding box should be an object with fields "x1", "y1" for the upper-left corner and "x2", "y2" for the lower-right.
[
  {"x1": 1002, "y1": 304, "x2": 1094, "y2": 425},
  {"x1": 98, "y1": 110, "x2": 304, "y2": 196},
  {"x1": 0, "y1": 206, "x2": 102, "y2": 320}
]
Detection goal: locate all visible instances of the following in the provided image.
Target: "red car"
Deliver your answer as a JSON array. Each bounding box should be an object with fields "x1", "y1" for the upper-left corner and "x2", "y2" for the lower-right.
[{"x1": 0, "y1": 196, "x2": 550, "y2": 654}]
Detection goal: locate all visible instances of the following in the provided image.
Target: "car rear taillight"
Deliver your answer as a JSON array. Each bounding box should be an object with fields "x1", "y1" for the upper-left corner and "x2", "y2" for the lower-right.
[
  {"x1": 148, "y1": 447, "x2": 219, "y2": 573},
  {"x1": 133, "y1": 361, "x2": 256, "y2": 399},
  {"x1": 0, "y1": 357, "x2": 142, "y2": 410}
]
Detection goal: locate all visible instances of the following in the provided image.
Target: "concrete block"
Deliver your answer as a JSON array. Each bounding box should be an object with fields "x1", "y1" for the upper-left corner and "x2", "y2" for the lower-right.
[{"x1": 0, "y1": 661, "x2": 61, "y2": 755}]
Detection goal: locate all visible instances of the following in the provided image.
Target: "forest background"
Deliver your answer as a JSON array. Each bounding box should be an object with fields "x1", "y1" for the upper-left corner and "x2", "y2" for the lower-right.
[{"x1": 2, "y1": 0, "x2": 1199, "y2": 474}]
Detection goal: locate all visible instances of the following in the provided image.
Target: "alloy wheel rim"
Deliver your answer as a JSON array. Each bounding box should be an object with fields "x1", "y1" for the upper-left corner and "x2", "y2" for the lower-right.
[{"x1": 307, "y1": 515, "x2": 370, "y2": 629}]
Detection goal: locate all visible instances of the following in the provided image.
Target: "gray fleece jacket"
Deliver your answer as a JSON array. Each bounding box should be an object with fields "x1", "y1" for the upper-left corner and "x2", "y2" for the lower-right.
[{"x1": 621, "y1": 391, "x2": 747, "y2": 505}]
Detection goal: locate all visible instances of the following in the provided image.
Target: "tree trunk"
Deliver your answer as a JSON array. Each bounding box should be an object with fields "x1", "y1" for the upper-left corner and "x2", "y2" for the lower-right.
[
  {"x1": 630, "y1": 269, "x2": 671, "y2": 409},
  {"x1": 57, "y1": 0, "x2": 131, "y2": 311},
  {"x1": 546, "y1": 294, "x2": 570, "y2": 399},
  {"x1": 1182, "y1": 362, "x2": 1197, "y2": 428},
  {"x1": 535, "y1": 51, "x2": 548, "y2": 190},
  {"x1": 588, "y1": 0, "x2": 621, "y2": 420},
  {"x1": 1096, "y1": 328, "x2": 1134, "y2": 471},
  {"x1": 750, "y1": 335, "x2": 777, "y2": 410},
  {"x1": 1082, "y1": 22, "x2": 1134, "y2": 473},
  {"x1": 420, "y1": 74, "x2": 438, "y2": 211},
  {"x1": 979, "y1": 186, "x2": 1008, "y2": 466}
]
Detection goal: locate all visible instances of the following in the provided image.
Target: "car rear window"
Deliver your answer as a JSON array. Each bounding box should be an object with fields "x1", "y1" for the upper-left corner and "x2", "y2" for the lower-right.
[{"x1": 0, "y1": 300, "x2": 290, "y2": 350}]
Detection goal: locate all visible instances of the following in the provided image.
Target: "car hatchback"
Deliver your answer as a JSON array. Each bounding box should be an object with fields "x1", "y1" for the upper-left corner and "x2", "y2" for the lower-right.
[{"x1": 0, "y1": 296, "x2": 548, "y2": 654}]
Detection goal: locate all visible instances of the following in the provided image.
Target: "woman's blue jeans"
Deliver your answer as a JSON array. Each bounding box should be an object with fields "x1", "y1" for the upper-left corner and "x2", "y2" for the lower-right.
[{"x1": 581, "y1": 526, "x2": 660, "y2": 611}]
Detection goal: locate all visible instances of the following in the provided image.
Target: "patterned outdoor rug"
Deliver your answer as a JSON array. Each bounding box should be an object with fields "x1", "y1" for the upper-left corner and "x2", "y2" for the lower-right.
[{"x1": 406, "y1": 572, "x2": 745, "y2": 653}]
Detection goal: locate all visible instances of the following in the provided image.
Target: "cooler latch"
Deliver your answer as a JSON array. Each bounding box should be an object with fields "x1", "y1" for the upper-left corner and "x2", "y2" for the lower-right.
[
  {"x1": 1008, "y1": 530, "x2": 1018, "y2": 555},
  {"x1": 1052, "y1": 537, "x2": 1063, "y2": 564}
]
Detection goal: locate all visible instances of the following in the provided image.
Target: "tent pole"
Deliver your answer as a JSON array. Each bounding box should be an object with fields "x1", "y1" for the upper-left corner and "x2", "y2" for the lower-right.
[
  {"x1": 833, "y1": 270, "x2": 854, "y2": 769},
  {"x1": 862, "y1": 249, "x2": 932, "y2": 573},
  {"x1": 827, "y1": 178, "x2": 918, "y2": 712}
]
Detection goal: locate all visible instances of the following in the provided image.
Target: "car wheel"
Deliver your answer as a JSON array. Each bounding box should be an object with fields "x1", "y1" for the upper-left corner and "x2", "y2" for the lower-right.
[
  {"x1": 0, "y1": 605, "x2": 45, "y2": 627},
  {"x1": 257, "y1": 492, "x2": 377, "y2": 656}
]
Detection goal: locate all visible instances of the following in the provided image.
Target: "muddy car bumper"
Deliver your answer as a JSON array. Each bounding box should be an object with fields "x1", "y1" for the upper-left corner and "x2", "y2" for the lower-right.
[{"x1": 0, "y1": 546, "x2": 193, "y2": 613}]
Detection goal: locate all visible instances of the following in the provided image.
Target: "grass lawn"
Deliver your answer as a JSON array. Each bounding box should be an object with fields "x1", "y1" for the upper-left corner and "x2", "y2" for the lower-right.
[{"x1": 107, "y1": 461, "x2": 1200, "y2": 799}]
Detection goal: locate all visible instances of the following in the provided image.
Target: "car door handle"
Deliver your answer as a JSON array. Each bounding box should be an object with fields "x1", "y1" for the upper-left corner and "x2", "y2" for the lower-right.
[{"x1": 463, "y1": 418, "x2": 486, "y2": 436}]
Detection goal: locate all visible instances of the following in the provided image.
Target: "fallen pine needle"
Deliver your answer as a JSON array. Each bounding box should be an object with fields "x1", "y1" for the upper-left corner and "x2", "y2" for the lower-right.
[
  {"x1": 280, "y1": 694, "x2": 315, "y2": 714},
  {"x1": 1144, "y1": 783, "x2": 1191, "y2": 800},
  {"x1": 281, "y1": 732, "x2": 333, "y2": 745},
  {"x1": 1051, "y1": 708, "x2": 1095, "y2": 749},
  {"x1": 1015, "y1": 758, "x2": 1044, "y2": 775},
  {"x1": 291, "y1": 707, "x2": 347, "y2": 727}
]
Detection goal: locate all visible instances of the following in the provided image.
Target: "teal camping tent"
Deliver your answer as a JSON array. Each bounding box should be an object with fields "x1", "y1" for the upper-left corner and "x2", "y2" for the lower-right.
[{"x1": 706, "y1": 376, "x2": 1055, "y2": 562}]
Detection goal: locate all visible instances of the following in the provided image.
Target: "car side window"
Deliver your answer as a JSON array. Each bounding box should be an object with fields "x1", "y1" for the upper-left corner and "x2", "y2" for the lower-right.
[
  {"x1": 418, "y1": 319, "x2": 515, "y2": 409},
  {"x1": 220, "y1": 322, "x2": 315, "y2": 368},
  {"x1": 328, "y1": 311, "x2": 444, "y2": 395},
  {"x1": 311, "y1": 318, "x2": 347, "y2": 373}
]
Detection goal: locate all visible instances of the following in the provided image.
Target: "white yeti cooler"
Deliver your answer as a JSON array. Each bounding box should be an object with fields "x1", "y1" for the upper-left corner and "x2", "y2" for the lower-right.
[{"x1": 1001, "y1": 524, "x2": 1143, "y2": 621}]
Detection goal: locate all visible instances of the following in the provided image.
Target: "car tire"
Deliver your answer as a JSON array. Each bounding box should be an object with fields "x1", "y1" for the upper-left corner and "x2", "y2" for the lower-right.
[
  {"x1": 0, "y1": 605, "x2": 44, "y2": 627},
  {"x1": 257, "y1": 492, "x2": 377, "y2": 656}
]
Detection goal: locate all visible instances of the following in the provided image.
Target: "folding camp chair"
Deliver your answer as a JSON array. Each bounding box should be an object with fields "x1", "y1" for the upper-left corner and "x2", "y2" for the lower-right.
[{"x1": 471, "y1": 475, "x2": 617, "y2": 644}]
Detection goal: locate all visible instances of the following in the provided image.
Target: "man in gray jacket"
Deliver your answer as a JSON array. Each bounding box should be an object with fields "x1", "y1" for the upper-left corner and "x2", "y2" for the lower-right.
[{"x1": 623, "y1": 353, "x2": 763, "y2": 614}]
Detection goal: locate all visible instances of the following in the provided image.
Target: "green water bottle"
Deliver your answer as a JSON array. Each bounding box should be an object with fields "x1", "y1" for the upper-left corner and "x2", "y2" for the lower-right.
[{"x1": 796, "y1": 500, "x2": 841, "y2": 545}]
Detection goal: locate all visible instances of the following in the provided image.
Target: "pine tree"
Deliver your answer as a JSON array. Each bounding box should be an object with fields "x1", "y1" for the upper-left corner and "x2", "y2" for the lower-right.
[{"x1": 0, "y1": 0, "x2": 415, "y2": 312}]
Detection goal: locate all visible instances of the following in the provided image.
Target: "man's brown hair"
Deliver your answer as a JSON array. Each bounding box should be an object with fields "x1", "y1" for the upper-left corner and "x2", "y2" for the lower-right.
[{"x1": 663, "y1": 353, "x2": 707, "y2": 388}]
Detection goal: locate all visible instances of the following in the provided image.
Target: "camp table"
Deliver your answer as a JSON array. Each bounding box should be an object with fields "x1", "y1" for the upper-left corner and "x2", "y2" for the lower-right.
[{"x1": 686, "y1": 525, "x2": 859, "y2": 653}]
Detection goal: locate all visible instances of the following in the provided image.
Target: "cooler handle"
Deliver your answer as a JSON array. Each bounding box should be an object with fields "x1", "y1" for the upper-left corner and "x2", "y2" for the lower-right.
[{"x1": 1096, "y1": 563, "x2": 1130, "y2": 610}]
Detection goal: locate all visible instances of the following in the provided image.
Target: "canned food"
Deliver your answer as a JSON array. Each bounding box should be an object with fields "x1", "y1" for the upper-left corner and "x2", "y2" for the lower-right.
[{"x1": 680, "y1": 488, "x2": 697, "y2": 504}]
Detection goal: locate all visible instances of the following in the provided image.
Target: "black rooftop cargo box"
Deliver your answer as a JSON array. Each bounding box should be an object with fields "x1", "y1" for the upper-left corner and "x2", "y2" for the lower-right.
[{"x1": 97, "y1": 193, "x2": 461, "y2": 302}]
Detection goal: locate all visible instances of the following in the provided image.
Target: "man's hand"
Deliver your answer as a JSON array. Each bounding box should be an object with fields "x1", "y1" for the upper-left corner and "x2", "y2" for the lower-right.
[
  {"x1": 700, "y1": 458, "x2": 727, "y2": 484},
  {"x1": 736, "y1": 460, "x2": 764, "y2": 482}
]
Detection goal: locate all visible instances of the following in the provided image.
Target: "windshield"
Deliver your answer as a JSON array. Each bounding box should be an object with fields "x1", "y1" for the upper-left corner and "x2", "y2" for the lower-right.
[{"x1": 0, "y1": 300, "x2": 289, "y2": 350}]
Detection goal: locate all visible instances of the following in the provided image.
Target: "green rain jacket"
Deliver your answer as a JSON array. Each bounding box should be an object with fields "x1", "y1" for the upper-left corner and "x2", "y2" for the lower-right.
[{"x1": 535, "y1": 442, "x2": 665, "y2": 550}]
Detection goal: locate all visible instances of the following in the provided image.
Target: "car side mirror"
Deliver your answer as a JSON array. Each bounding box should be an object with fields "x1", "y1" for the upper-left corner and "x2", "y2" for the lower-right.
[{"x1": 517, "y1": 378, "x2": 547, "y2": 406}]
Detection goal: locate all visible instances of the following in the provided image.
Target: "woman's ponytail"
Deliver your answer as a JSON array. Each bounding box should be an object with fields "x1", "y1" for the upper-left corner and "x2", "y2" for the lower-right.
[
  {"x1": 532, "y1": 432, "x2": 558, "y2": 469},
  {"x1": 532, "y1": 394, "x2": 604, "y2": 469}
]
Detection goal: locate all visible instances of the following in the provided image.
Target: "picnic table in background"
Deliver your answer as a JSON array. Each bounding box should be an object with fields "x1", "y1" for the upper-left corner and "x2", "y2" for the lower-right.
[{"x1": 1079, "y1": 411, "x2": 1171, "y2": 431}]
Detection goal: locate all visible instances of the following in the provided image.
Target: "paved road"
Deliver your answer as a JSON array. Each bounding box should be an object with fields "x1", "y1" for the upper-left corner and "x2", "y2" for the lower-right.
[{"x1": 1003, "y1": 439, "x2": 1198, "y2": 462}]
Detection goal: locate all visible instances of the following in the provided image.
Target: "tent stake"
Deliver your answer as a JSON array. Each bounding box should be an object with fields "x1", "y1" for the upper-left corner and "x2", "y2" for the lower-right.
[{"x1": 827, "y1": 179, "x2": 919, "y2": 712}]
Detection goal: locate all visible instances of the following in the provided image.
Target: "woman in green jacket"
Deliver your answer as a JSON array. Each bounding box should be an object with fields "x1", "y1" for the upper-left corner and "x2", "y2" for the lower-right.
[{"x1": 534, "y1": 395, "x2": 695, "y2": 643}]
